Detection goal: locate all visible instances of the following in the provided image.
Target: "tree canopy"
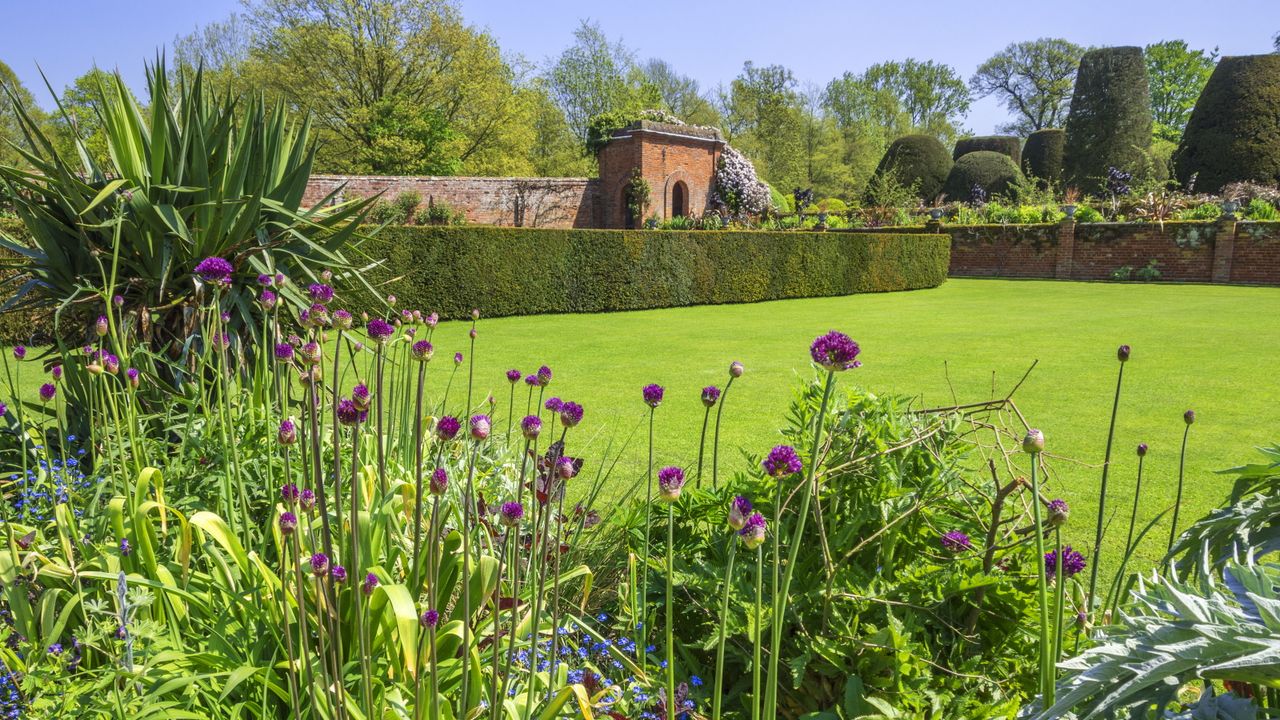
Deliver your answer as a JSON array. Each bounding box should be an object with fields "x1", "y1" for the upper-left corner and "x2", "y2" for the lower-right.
[
  {"x1": 1145, "y1": 40, "x2": 1218, "y2": 143},
  {"x1": 969, "y1": 38, "x2": 1085, "y2": 135}
]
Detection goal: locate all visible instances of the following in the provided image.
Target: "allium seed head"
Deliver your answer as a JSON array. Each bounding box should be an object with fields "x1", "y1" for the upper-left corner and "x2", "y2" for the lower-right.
[
  {"x1": 279, "y1": 511, "x2": 298, "y2": 536},
  {"x1": 1022, "y1": 429, "x2": 1045, "y2": 454},
  {"x1": 300, "y1": 489, "x2": 316, "y2": 513},
  {"x1": 420, "y1": 609, "x2": 439, "y2": 628},
  {"x1": 729, "y1": 361, "x2": 744, "y2": 378},
  {"x1": 278, "y1": 418, "x2": 298, "y2": 446},
  {"x1": 500, "y1": 502, "x2": 524, "y2": 527},
  {"x1": 436, "y1": 416, "x2": 461, "y2": 440},
  {"x1": 412, "y1": 340, "x2": 434, "y2": 361},
  {"x1": 309, "y1": 553, "x2": 330, "y2": 577},
  {"x1": 941, "y1": 530, "x2": 971, "y2": 552},
  {"x1": 537, "y1": 365, "x2": 553, "y2": 386},
  {"x1": 559, "y1": 401, "x2": 583, "y2": 428},
  {"x1": 429, "y1": 468, "x2": 448, "y2": 495},
  {"x1": 1117, "y1": 344, "x2": 1131, "y2": 362},
  {"x1": 506, "y1": 369, "x2": 522, "y2": 383},
  {"x1": 1184, "y1": 409, "x2": 1196, "y2": 425},
  {"x1": 1137, "y1": 442, "x2": 1148, "y2": 457},
  {"x1": 194, "y1": 257, "x2": 234, "y2": 284}
]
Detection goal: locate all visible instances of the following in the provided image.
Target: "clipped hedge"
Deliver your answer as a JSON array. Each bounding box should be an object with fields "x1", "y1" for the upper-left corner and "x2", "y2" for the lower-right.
[
  {"x1": 872, "y1": 134, "x2": 953, "y2": 202},
  {"x1": 1064, "y1": 47, "x2": 1153, "y2": 193},
  {"x1": 943, "y1": 151, "x2": 1024, "y2": 203},
  {"x1": 351, "y1": 226, "x2": 949, "y2": 319},
  {"x1": 1022, "y1": 129, "x2": 1065, "y2": 186},
  {"x1": 1175, "y1": 54, "x2": 1280, "y2": 193},
  {"x1": 953, "y1": 136, "x2": 1022, "y2": 166}
]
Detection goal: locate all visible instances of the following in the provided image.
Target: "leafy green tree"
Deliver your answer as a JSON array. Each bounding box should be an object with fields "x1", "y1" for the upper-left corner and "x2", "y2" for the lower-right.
[
  {"x1": 861, "y1": 59, "x2": 970, "y2": 145},
  {"x1": 722, "y1": 62, "x2": 807, "y2": 191},
  {"x1": 0, "y1": 60, "x2": 45, "y2": 169},
  {"x1": 544, "y1": 20, "x2": 657, "y2": 145},
  {"x1": 638, "y1": 58, "x2": 721, "y2": 127},
  {"x1": 798, "y1": 84, "x2": 852, "y2": 199},
  {"x1": 969, "y1": 38, "x2": 1085, "y2": 135},
  {"x1": 1145, "y1": 40, "x2": 1218, "y2": 143},
  {"x1": 47, "y1": 68, "x2": 120, "y2": 168}
]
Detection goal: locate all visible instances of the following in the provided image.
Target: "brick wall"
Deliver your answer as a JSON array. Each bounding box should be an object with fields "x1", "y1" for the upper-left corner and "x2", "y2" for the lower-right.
[
  {"x1": 304, "y1": 175, "x2": 600, "y2": 229},
  {"x1": 853, "y1": 220, "x2": 1280, "y2": 285},
  {"x1": 596, "y1": 121, "x2": 723, "y2": 228}
]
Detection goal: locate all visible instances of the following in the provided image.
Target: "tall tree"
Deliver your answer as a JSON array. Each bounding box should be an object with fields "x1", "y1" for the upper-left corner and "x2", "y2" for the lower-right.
[
  {"x1": 544, "y1": 20, "x2": 655, "y2": 144},
  {"x1": 861, "y1": 59, "x2": 970, "y2": 144},
  {"x1": 0, "y1": 60, "x2": 44, "y2": 169},
  {"x1": 638, "y1": 59, "x2": 720, "y2": 127},
  {"x1": 1145, "y1": 40, "x2": 1218, "y2": 143},
  {"x1": 723, "y1": 62, "x2": 806, "y2": 189},
  {"x1": 48, "y1": 68, "x2": 120, "y2": 168},
  {"x1": 970, "y1": 38, "x2": 1085, "y2": 135}
]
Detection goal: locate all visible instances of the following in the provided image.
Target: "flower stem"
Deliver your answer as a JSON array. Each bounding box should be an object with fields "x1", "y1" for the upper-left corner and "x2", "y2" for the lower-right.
[
  {"x1": 1030, "y1": 455, "x2": 1052, "y2": 705},
  {"x1": 696, "y1": 406, "x2": 711, "y2": 487},
  {"x1": 711, "y1": 536, "x2": 737, "y2": 720},
  {"x1": 711, "y1": 376, "x2": 735, "y2": 489},
  {"x1": 1169, "y1": 424, "x2": 1192, "y2": 552},
  {"x1": 752, "y1": 546, "x2": 763, "y2": 720},
  {"x1": 1086, "y1": 362, "x2": 1124, "y2": 623},
  {"x1": 665, "y1": 501, "x2": 675, "y2": 718}
]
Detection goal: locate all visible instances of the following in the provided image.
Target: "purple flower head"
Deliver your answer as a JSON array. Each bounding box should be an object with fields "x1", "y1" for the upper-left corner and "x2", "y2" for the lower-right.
[
  {"x1": 642, "y1": 383, "x2": 664, "y2": 408},
  {"x1": 362, "y1": 572, "x2": 379, "y2": 595},
  {"x1": 103, "y1": 354, "x2": 120, "y2": 374},
  {"x1": 1022, "y1": 429, "x2": 1045, "y2": 454},
  {"x1": 279, "y1": 511, "x2": 298, "y2": 536},
  {"x1": 12, "y1": 346, "x2": 25, "y2": 360},
  {"x1": 259, "y1": 289, "x2": 277, "y2": 309},
  {"x1": 331, "y1": 566, "x2": 347, "y2": 583},
  {"x1": 657, "y1": 466, "x2": 685, "y2": 502},
  {"x1": 274, "y1": 343, "x2": 295, "y2": 362},
  {"x1": 309, "y1": 553, "x2": 330, "y2": 577},
  {"x1": 126, "y1": 367, "x2": 140, "y2": 388},
  {"x1": 701, "y1": 385, "x2": 720, "y2": 407},
  {"x1": 941, "y1": 530, "x2": 972, "y2": 552},
  {"x1": 420, "y1": 609, "x2": 439, "y2": 628},
  {"x1": 425, "y1": 312, "x2": 439, "y2": 328},
  {"x1": 469, "y1": 327, "x2": 477, "y2": 339},
  {"x1": 524, "y1": 374, "x2": 539, "y2": 387},
  {"x1": 336, "y1": 399, "x2": 367, "y2": 426},
  {"x1": 436, "y1": 416, "x2": 461, "y2": 440},
  {"x1": 194, "y1": 257, "x2": 234, "y2": 284},
  {"x1": 300, "y1": 342, "x2": 322, "y2": 365},
  {"x1": 95, "y1": 315, "x2": 109, "y2": 337},
  {"x1": 559, "y1": 401, "x2": 583, "y2": 428},
  {"x1": 304, "y1": 303, "x2": 330, "y2": 327},
  {"x1": 278, "y1": 418, "x2": 298, "y2": 446},
  {"x1": 430, "y1": 467, "x2": 448, "y2": 495},
  {"x1": 39, "y1": 383, "x2": 56, "y2": 403},
  {"x1": 1047, "y1": 499, "x2": 1070, "y2": 527},
  {"x1": 119, "y1": 537, "x2": 132, "y2": 556},
  {"x1": 352, "y1": 383, "x2": 371, "y2": 411},
  {"x1": 412, "y1": 340, "x2": 434, "y2": 361},
  {"x1": 544, "y1": 397, "x2": 563, "y2": 413},
  {"x1": 556, "y1": 456, "x2": 578, "y2": 480},
  {"x1": 275, "y1": 272, "x2": 286, "y2": 286},
  {"x1": 300, "y1": 488, "x2": 316, "y2": 512},
  {"x1": 1117, "y1": 344, "x2": 1131, "y2": 362},
  {"x1": 728, "y1": 495, "x2": 753, "y2": 530},
  {"x1": 1137, "y1": 442, "x2": 1148, "y2": 457},
  {"x1": 366, "y1": 319, "x2": 394, "y2": 344},
  {"x1": 506, "y1": 369, "x2": 522, "y2": 383},
  {"x1": 113, "y1": 294, "x2": 124, "y2": 306},
  {"x1": 500, "y1": 501, "x2": 524, "y2": 528},
  {"x1": 739, "y1": 512, "x2": 767, "y2": 549},
  {"x1": 729, "y1": 361, "x2": 744, "y2": 378},
  {"x1": 537, "y1": 365, "x2": 553, "y2": 386},
  {"x1": 257, "y1": 273, "x2": 273, "y2": 287},
  {"x1": 1184, "y1": 409, "x2": 1196, "y2": 425},
  {"x1": 762, "y1": 445, "x2": 803, "y2": 478},
  {"x1": 51, "y1": 365, "x2": 63, "y2": 381},
  {"x1": 810, "y1": 331, "x2": 862, "y2": 371},
  {"x1": 281, "y1": 483, "x2": 300, "y2": 505},
  {"x1": 469, "y1": 414, "x2": 491, "y2": 441},
  {"x1": 0, "y1": 403, "x2": 6, "y2": 416},
  {"x1": 453, "y1": 351, "x2": 463, "y2": 365},
  {"x1": 1045, "y1": 546, "x2": 1087, "y2": 580},
  {"x1": 332, "y1": 309, "x2": 353, "y2": 330},
  {"x1": 521, "y1": 415, "x2": 542, "y2": 440},
  {"x1": 308, "y1": 283, "x2": 334, "y2": 303}
]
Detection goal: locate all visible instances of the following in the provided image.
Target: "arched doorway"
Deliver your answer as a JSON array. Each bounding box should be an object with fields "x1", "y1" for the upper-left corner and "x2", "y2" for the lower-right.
[
  {"x1": 671, "y1": 181, "x2": 688, "y2": 218},
  {"x1": 622, "y1": 188, "x2": 636, "y2": 229}
]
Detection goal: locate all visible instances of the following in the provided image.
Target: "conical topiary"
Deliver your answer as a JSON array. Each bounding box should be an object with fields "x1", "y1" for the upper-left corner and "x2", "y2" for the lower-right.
[
  {"x1": 1175, "y1": 54, "x2": 1280, "y2": 193},
  {"x1": 1063, "y1": 47, "x2": 1153, "y2": 194}
]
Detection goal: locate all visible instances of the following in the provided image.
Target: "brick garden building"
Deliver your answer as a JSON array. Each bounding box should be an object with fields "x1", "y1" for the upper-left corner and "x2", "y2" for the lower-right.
[{"x1": 302, "y1": 120, "x2": 725, "y2": 229}]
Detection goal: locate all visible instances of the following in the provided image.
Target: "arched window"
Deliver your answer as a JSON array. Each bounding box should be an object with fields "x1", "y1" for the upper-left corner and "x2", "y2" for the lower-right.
[{"x1": 671, "y1": 181, "x2": 688, "y2": 218}]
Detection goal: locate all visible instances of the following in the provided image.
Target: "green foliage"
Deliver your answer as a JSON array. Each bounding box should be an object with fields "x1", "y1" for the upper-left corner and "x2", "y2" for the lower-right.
[
  {"x1": 1074, "y1": 205, "x2": 1104, "y2": 223},
  {"x1": 1175, "y1": 54, "x2": 1280, "y2": 192},
  {"x1": 953, "y1": 135, "x2": 1022, "y2": 166},
  {"x1": 0, "y1": 61, "x2": 45, "y2": 170},
  {"x1": 943, "y1": 151, "x2": 1025, "y2": 203},
  {"x1": 1145, "y1": 40, "x2": 1219, "y2": 143},
  {"x1": 545, "y1": 20, "x2": 658, "y2": 144},
  {"x1": 414, "y1": 200, "x2": 466, "y2": 226},
  {"x1": 981, "y1": 201, "x2": 1065, "y2": 224},
  {"x1": 1134, "y1": 259, "x2": 1162, "y2": 281},
  {"x1": 1022, "y1": 129, "x2": 1066, "y2": 187},
  {"x1": 624, "y1": 168, "x2": 652, "y2": 220},
  {"x1": 1175, "y1": 202, "x2": 1223, "y2": 221},
  {"x1": 1245, "y1": 197, "x2": 1280, "y2": 221},
  {"x1": 585, "y1": 107, "x2": 682, "y2": 155},
  {"x1": 863, "y1": 163, "x2": 922, "y2": 210},
  {"x1": 1063, "y1": 47, "x2": 1154, "y2": 193},
  {"x1": 969, "y1": 39, "x2": 1085, "y2": 136},
  {"x1": 872, "y1": 134, "x2": 952, "y2": 201},
  {"x1": 350, "y1": 226, "x2": 949, "y2": 319},
  {"x1": 860, "y1": 59, "x2": 971, "y2": 146},
  {"x1": 818, "y1": 197, "x2": 848, "y2": 213}
]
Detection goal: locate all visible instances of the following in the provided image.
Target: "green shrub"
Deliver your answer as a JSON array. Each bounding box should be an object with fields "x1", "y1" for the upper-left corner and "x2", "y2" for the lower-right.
[
  {"x1": 818, "y1": 197, "x2": 848, "y2": 213},
  {"x1": 1074, "y1": 205, "x2": 1104, "y2": 223},
  {"x1": 1063, "y1": 47, "x2": 1154, "y2": 193},
  {"x1": 871, "y1": 134, "x2": 952, "y2": 202},
  {"x1": 942, "y1": 151, "x2": 1025, "y2": 203},
  {"x1": 1246, "y1": 198, "x2": 1280, "y2": 221},
  {"x1": 953, "y1": 135, "x2": 1022, "y2": 166},
  {"x1": 393, "y1": 191, "x2": 422, "y2": 218},
  {"x1": 1175, "y1": 54, "x2": 1280, "y2": 192},
  {"x1": 350, "y1": 226, "x2": 949, "y2": 319},
  {"x1": 369, "y1": 198, "x2": 410, "y2": 225},
  {"x1": 1134, "y1": 259, "x2": 1162, "y2": 281},
  {"x1": 769, "y1": 185, "x2": 793, "y2": 214},
  {"x1": 413, "y1": 200, "x2": 465, "y2": 226},
  {"x1": 1022, "y1": 129, "x2": 1065, "y2": 186},
  {"x1": 0, "y1": 218, "x2": 55, "y2": 344},
  {"x1": 1175, "y1": 202, "x2": 1223, "y2": 221}
]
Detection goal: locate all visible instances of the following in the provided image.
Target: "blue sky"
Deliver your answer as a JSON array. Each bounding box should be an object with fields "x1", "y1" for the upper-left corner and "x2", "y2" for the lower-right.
[{"x1": 4, "y1": 0, "x2": 1276, "y2": 134}]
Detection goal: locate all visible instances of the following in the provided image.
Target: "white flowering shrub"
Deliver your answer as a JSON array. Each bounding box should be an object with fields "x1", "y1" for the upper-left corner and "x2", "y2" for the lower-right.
[{"x1": 712, "y1": 146, "x2": 772, "y2": 216}]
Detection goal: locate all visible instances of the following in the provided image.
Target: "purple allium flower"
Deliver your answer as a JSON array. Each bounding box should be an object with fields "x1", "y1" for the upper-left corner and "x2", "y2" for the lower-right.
[
  {"x1": 412, "y1": 340, "x2": 434, "y2": 361},
  {"x1": 332, "y1": 309, "x2": 353, "y2": 330},
  {"x1": 657, "y1": 466, "x2": 685, "y2": 502},
  {"x1": 739, "y1": 512, "x2": 767, "y2": 549},
  {"x1": 300, "y1": 488, "x2": 316, "y2": 512},
  {"x1": 51, "y1": 365, "x2": 62, "y2": 381},
  {"x1": 275, "y1": 272, "x2": 286, "y2": 286},
  {"x1": 113, "y1": 294, "x2": 124, "y2": 306},
  {"x1": 1044, "y1": 546, "x2": 1087, "y2": 580},
  {"x1": 420, "y1": 609, "x2": 439, "y2": 628},
  {"x1": 470, "y1": 414, "x2": 491, "y2": 441},
  {"x1": 12, "y1": 346, "x2": 25, "y2": 360},
  {"x1": 259, "y1": 289, "x2": 277, "y2": 309},
  {"x1": 556, "y1": 456, "x2": 578, "y2": 480},
  {"x1": 729, "y1": 361, "x2": 744, "y2": 378},
  {"x1": 308, "y1": 283, "x2": 334, "y2": 303},
  {"x1": 300, "y1": 342, "x2": 322, "y2": 365},
  {"x1": 0, "y1": 403, "x2": 6, "y2": 416},
  {"x1": 521, "y1": 415, "x2": 542, "y2": 440},
  {"x1": 642, "y1": 383, "x2": 664, "y2": 408},
  {"x1": 506, "y1": 369, "x2": 522, "y2": 383},
  {"x1": 537, "y1": 365, "x2": 553, "y2": 386},
  {"x1": 126, "y1": 367, "x2": 139, "y2": 388},
  {"x1": 304, "y1": 303, "x2": 330, "y2": 327},
  {"x1": 331, "y1": 566, "x2": 347, "y2": 583},
  {"x1": 453, "y1": 351, "x2": 463, "y2": 365},
  {"x1": 274, "y1": 343, "x2": 295, "y2": 362},
  {"x1": 941, "y1": 530, "x2": 972, "y2": 552},
  {"x1": 1117, "y1": 344, "x2": 1131, "y2": 362},
  {"x1": 386, "y1": 294, "x2": 397, "y2": 306},
  {"x1": 366, "y1": 319, "x2": 394, "y2": 344},
  {"x1": 701, "y1": 385, "x2": 720, "y2": 407},
  {"x1": 362, "y1": 572, "x2": 379, "y2": 595},
  {"x1": 257, "y1": 273, "x2": 273, "y2": 286},
  {"x1": 1137, "y1": 442, "x2": 1148, "y2": 457},
  {"x1": 194, "y1": 257, "x2": 234, "y2": 284},
  {"x1": 95, "y1": 315, "x2": 108, "y2": 337},
  {"x1": 469, "y1": 327, "x2": 476, "y2": 339},
  {"x1": 278, "y1": 418, "x2": 298, "y2": 446},
  {"x1": 524, "y1": 374, "x2": 539, "y2": 387},
  {"x1": 430, "y1": 467, "x2": 448, "y2": 495},
  {"x1": 309, "y1": 553, "x2": 330, "y2": 577},
  {"x1": 38, "y1": 383, "x2": 56, "y2": 403},
  {"x1": 336, "y1": 399, "x2": 366, "y2": 426},
  {"x1": 279, "y1": 511, "x2": 298, "y2": 536},
  {"x1": 544, "y1": 397, "x2": 564, "y2": 413},
  {"x1": 1022, "y1": 429, "x2": 1045, "y2": 454},
  {"x1": 762, "y1": 445, "x2": 802, "y2": 478},
  {"x1": 103, "y1": 354, "x2": 119, "y2": 375},
  {"x1": 471, "y1": 308, "x2": 480, "y2": 321},
  {"x1": 352, "y1": 383, "x2": 371, "y2": 410},
  {"x1": 281, "y1": 483, "x2": 300, "y2": 505},
  {"x1": 120, "y1": 537, "x2": 132, "y2": 556},
  {"x1": 728, "y1": 496, "x2": 752, "y2": 530},
  {"x1": 810, "y1": 331, "x2": 862, "y2": 371},
  {"x1": 425, "y1": 312, "x2": 439, "y2": 328},
  {"x1": 1184, "y1": 409, "x2": 1196, "y2": 425},
  {"x1": 559, "y1": 401, "x2": 583, "y2": 428},
  {"x1": 500, "y1": 501, "x2": 524, "y2": 528},
  {"x1": 1047, "y1": 499, "x2": 1070, "y2": 527},
  {"x1": 436, "y1": 416, "x2": 461, "y2": 440}
]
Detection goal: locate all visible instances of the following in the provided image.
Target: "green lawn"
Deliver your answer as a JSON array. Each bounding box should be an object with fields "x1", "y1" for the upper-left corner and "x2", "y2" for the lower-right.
[{"x1": 12, "y1": 278, "x2": 1279, "y2": 574}]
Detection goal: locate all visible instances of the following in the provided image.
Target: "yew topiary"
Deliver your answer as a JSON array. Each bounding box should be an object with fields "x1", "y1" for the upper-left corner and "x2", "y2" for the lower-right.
[
  {"x1": 1063, "y1": 47, "x2": 1153, "y2": 193},
  {"x1": 953, "y1": 135, "x2": 1022, "y2": 166},
  {"x1": 870, "y1": 134, "x2": 953, "y2": 202},
  {"x1": 1022, "y1": 129, "x2": 1065, "y2": 186},
  {"x1": 1175, "y1": 54, "x2": 1280, "y2": 192},
  {"x1": 943, "y1": 151, "x2": 1025, "y2": 203}
]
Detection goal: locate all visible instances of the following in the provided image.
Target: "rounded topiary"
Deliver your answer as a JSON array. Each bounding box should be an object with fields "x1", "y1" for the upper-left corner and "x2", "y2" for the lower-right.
[
  {"x1": 871, "y1": 134, "x2": 953, "y2": 201},
  {"x1": 1175, "y1": 54, "x2": 1280, "y2": 193},
  {"x1": 1063, "y1": 47, "x2": 1153, "y2": 193},
  {"x1": 1022, "y1": 129, "x2": 1065, "y2": 186},
  {"x1": 943, "y1": 151, "x2": 1025, "y2": 203},
  {"x1": 953, "y1": 136, "x2": 1022, "y2": 166}
]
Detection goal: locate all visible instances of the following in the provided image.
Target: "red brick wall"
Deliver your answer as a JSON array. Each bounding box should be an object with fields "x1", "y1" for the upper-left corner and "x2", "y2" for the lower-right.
[
  {"x1": 1071, "y1": 223, "x2": 1217, "y2": 281},
  {"x1": 1230, "y1": 223, "x2": 1280, "y2": 283},
  {"x1": 596, "y1": 122, "x2": 723, "y2": 229},
  {"x1": 303, "y1": 175, "x2": 600, "y2": 229}
]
